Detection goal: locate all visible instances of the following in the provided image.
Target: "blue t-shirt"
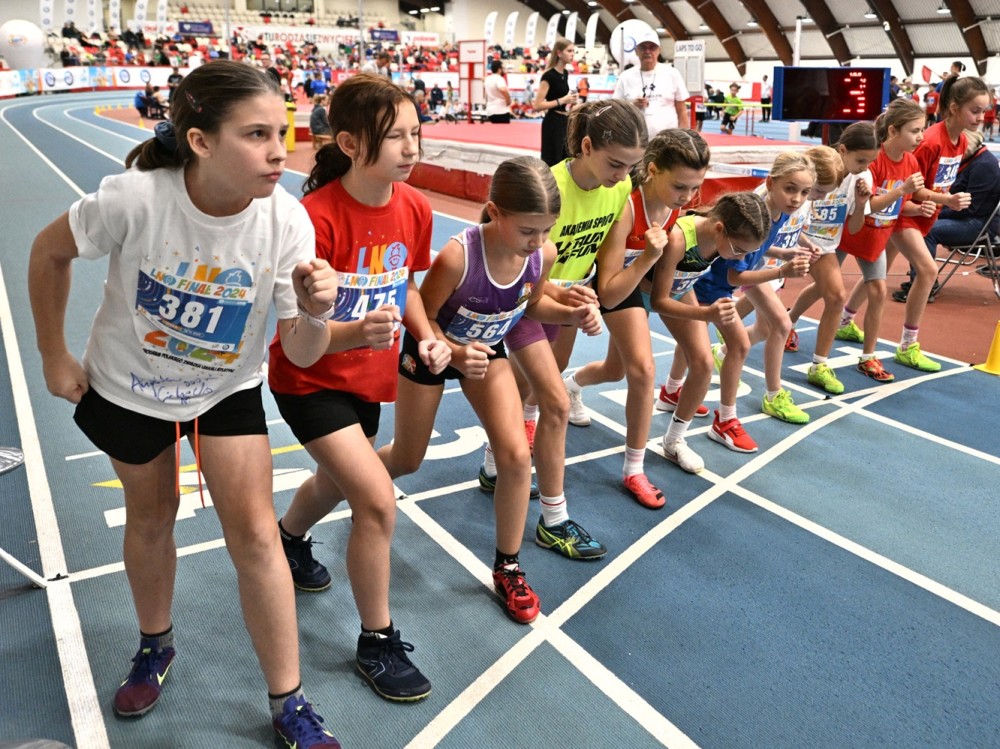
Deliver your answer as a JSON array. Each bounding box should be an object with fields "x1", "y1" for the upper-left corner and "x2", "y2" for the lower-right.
[{"x1": 693, "y1": 211, "x2": 790, "y2": 303}]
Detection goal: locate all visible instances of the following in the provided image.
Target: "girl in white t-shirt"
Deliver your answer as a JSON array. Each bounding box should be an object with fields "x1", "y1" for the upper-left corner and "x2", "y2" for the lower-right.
[
  {"x1": 786, "y1": 128, "x2": 879, "y2": 394},
  {"x1": 28, "y1": 61, "x2": 341, "y2": 749}
]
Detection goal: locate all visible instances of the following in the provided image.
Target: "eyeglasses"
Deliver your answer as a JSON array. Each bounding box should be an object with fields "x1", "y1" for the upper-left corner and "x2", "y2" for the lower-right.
[{"x1": 723, "y1": 232, "x2": 751, "y2": 256}]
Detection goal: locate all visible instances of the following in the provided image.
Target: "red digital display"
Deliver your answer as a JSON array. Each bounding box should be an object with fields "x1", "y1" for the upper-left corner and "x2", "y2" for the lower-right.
[{"x1": 773, "y1": 67, "x2": 890, "y2": 122}]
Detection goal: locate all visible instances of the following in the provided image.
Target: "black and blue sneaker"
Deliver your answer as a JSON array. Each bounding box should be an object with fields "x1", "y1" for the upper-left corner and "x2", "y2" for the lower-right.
[
  {"x1": 356, "y1": 629, "x2": 431, "y2": 702},
  {"x1": 273, "y1": 695, "x2": 341, "y2": 749},
  {"x1": 478, "y1": 466, "x2": 540, "y2": 500},
  {"x1": 113, "y1": 638, "x2": 176, "y2": 717},
  {"x1": 280, "y1": 529, "x2": 332, "y2": 592}
]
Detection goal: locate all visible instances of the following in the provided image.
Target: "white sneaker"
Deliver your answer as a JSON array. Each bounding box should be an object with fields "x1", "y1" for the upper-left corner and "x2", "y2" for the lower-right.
[
  {"x1": 564, "y1": 375, "x2": 591, "y2": 427},
  {"x1": 661, "y1": 437, "x2": 705, "y2": 473}
]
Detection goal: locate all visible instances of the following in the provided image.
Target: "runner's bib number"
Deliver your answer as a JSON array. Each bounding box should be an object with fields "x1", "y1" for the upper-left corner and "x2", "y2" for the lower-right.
[
  {"x1": 136, "y1": 269, "x2": 251, "y2": 352},
  {"x1": 445, "y1": 303, "x2": 526, "y2": 345},
  {"x1": 331, "y1": 268, "x2": 409, "y2": 323}
]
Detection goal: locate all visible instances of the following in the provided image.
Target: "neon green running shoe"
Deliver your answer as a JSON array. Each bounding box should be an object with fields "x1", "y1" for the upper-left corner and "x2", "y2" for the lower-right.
[
  {"x1": 835, "y1": 320, "x2": 864, "y2": 343},
  {"x1": 894, "y1": 342, "x2": 941, "y2": 372},
  {"x1": 711, "y1": 342, "x2": 725, "y2": 374},
  {"x1": 807, "y1": 363, "x2": 845, "y2": 395},
  {"x1": 761, "y1": 389, "x2": 810, "y2": 424}
]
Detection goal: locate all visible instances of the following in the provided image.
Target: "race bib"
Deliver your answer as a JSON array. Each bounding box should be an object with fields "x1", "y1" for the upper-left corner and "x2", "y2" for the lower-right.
[
  {"x1": 770, "y1": 213, "x2": 806, "y2": 250},
  {"x1": 869, "y1": 182, "x2": 903, "y2": 228},
  {"x1": 445, "y1": 303, "x2": 527, "y2": 345},
  {"x1": 622, "y1": 248, "x2": 643, "y2": 269},
  {"x1": 805, "y1": 196, "x2": 849, "y2": 242},
  {"x1": 331, "y1": 268, "x2": 409, "y2": 324},
  {"x1": 932, "y1": 155, "x2": 961, "y2": 191},
  {"x1": 136, "y1": 265, "x2": 253, "y2": 353},
  {"x1": 671, "y1": 268, "x2": 708, "y2": 296},
  {"x1": 548, "y1": 266, "x2": 597, "y2": 289}
]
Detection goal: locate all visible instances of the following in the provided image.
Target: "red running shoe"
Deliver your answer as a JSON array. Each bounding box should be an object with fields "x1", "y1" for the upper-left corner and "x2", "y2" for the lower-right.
[
  {"x1": 707, "y1": 411, "x2": 758, "y2": 453},
  {"x1": 655, "y1": 385, "x2": 709, "y2": 417},
  {"x1": 785, "y1": 329, "x2": 799, "y2": 352},
  {"x1": 492, "y1": 565, "x2": 541, "y2": 624},
  {"x1": 623, "y1": 473, "x2": 666, "y2": 509},
  {"x1": 524, "y1": 419, "x2": 536, "y2": 455}
]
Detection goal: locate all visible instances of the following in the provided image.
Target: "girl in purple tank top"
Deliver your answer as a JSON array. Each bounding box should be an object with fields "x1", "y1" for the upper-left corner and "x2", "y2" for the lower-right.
[{"x1": 378, "y1": 157, "x2": 601, "y2": 625}]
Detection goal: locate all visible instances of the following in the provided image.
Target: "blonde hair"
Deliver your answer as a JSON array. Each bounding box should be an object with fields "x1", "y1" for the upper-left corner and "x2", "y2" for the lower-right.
[
  {"x1": 803, "y1": 146, "x2": 845, "y2": 187},
  {"x1": 874, "y1": 98, "x2": 924, "y2": 145},
  {"x1": 546, "y1": 38, "x2": 573, "y2": 70},
  {"x1": 768, "y1": 151, "x2": 816, "y2": 183}
]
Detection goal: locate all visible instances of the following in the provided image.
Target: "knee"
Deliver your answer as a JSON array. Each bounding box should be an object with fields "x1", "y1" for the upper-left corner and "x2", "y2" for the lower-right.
[
  {"x1": 686, "y1": 349, "x2": 714, "y2": 380},
  {"x1": 539, "y1": 384, "x2": 570, "y2": 423},
  {"x1": 391, "y1": 449, "x2": 424, "y2": 478},
  {"x1": 624, "y1": 357, "x2": 655, "y2": 390},
  {"x1": 823, "y1": 284, "x2": 848, "y2": 308},
  {"x1": 350, "y1": 494, "x2": 397, "y2": 536},
  {"x1": 491, "y1": 442, "x2": 531, "y2": 478}
]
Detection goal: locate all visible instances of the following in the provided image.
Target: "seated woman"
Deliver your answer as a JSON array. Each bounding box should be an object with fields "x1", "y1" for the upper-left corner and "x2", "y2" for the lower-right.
[
  {"x1": 896, "y1": 129, "x2": 1000, "y2": 299},
  {"x1": 308, "y1": 93, "x2": 332, "y2": 148}
]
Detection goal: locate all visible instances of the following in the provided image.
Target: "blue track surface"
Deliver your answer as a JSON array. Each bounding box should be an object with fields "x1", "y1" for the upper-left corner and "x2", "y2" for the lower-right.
[{"x1": 2, "y1": 92, "x2": 999, "y2": 749}]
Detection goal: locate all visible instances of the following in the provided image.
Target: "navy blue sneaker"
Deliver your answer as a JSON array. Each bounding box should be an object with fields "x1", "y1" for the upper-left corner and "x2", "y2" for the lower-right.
[
  {"x1": 280, "y1": 529, "x2": 332, "y2": 592},
  {"x1": 113, "y1": 638, "x2": 176, "y2": 717},
  {"x1": 356, "y1": 629, "x2": 431, "y2": 702},
  {"x1": 273, "y1": 695, "x2": 341, "y2": 748},
  {"x1": 478, "y1": 466, "x2": 540, "y2": 500}
]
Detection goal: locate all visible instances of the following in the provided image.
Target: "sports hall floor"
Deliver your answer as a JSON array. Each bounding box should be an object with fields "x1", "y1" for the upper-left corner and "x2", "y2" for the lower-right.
[{"x1": 2, "y1": 91, "x2": 999, "y2": 748}]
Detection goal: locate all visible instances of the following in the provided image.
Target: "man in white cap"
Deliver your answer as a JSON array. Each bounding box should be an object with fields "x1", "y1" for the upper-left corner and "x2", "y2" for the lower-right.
[{"x1": 612, "y1": 28, "x2": 690, "y2": 136}]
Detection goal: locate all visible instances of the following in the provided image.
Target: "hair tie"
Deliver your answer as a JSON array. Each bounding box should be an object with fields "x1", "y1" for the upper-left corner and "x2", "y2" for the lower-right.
[{"x1": 154, "y1": 120, "x2": 178, "y2": 153}]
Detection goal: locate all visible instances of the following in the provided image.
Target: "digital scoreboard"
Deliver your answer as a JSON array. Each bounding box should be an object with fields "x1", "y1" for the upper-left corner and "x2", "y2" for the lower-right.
[{"x1": 772, "y1": 67, "x2": 891, "y2": 122}]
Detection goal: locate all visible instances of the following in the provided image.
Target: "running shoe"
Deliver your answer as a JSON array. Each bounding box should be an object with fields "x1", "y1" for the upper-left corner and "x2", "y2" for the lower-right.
[
  {"x1": 535, "y1": 517, "x2": 607, "y2": 559},
  {"x1": 492, "y1": 565, "x2": 541, "y2": 623},
  {"x1": 835, "y1": 320, "x2": 864, "y2": 343},
  {"x1": 273, "y1": 695, "x2": 342, "y2": 749},
  {"x1": 894, "y1": 342, "x2": 941, "y2": 372},
  {"x1": 281, "y1": 530, "x2": 332, "y2": 592},
  {"x1": 655, "y1": 385, "x2": 710, "y2": 417},
  {"x1": 661, "y1": 437, "x2": 705, "y2": 474},
  {"x1": 355, "y1": 630, "x2": 431, "y2": 702},
  {"x1": 524, "y1": 419, "x2": 536, "y2": 455},
  {"x1": 622, "y1": 473, "x2": 666, "y2": 509},
  {"x1": 806, "y1": 363, "x2": 845, "y2": 395},
  {"x1": 113, "y1": 638, "x2": 176, "y2": 717},
  {"x1": 564, "y1": 376, "x2": 591, "y2": 427},
  {"x1": 711, "y1": 343, "x2": 725, "y2": 374},
  {"x1": 857, "y1": 357, "x2": 895, "y2": 382},
  {"x1": 761, "y1": 389, "x2": 810, "y2": 424},
  {"x1": 785, "y1": 328, "x2": 799, "y2": 352},
  {"x1": 707, "y1": 411, "x2": 758, "y2": 453},
  {"x1": 478, "y1": 466, "x2": 540, "y2": 500}
]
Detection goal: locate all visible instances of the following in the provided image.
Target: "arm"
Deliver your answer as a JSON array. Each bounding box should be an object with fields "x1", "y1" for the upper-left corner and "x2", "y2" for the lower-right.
[
  {"x1": 532, "y1": 78, "x2": 575, "y2": 111},
  {"x1": 675, "y1": 98, "x2": 688, "y2": 126},
  {"x1": 402, "y1": 276, "x2": 451, "y2": 375},
  {"x1": 275, "y1": 258, "x2": 340, "y2": 369},
  {"x1": 594, "y1": 202, "x2": 663, "y2": 310},
  {"x1": 525, "y1": 244, "x2": 601, "y2": 334},
  {"x1": 648, "y1": 235, "x2": 738, "y2": 326},
  {"x1": 726, "y1": 255, "x2": 808, "y2": 288},
  {"x1": 847, "y1": 176, "x2": 871, "y2": 235},
  {"x1": 28, "y1": 212, "x2": 88, "y2": 404}
]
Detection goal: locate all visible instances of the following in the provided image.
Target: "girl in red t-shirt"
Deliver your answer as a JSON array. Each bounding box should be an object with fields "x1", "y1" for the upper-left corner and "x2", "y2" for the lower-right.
[
  {"x1": 838, "y1": 98, "x2": 926, "y2": 381},
  {"x1": 885, "y1": 75, "x2": 989, "y2": 372},
  {"x1": 268, "y1": 74, "x2": 452, "y2": 704}
]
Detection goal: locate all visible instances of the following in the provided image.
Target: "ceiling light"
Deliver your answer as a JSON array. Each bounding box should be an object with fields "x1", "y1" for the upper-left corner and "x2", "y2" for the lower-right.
[
  {"x1": 408, "y1": 9, "x2": 417, "y2": 14},
  {"x1": 747, "y1": 16, "x2": 758, "y2": 28},
  {"x1": 937, "y1": 2, "x2": 950, "y2": 14},
  {"x1": 429, "y1": 5, "x2": 439, "y2": 9},
  {"x1": 656, "y1": 27, "x2": 666, "y2": 33},
  {"x1": 699, "y1": 22, "x2": 708, "y2": 30},
  {"x1": 864, "y1": 5, "x2": 877, "y2": 20}
]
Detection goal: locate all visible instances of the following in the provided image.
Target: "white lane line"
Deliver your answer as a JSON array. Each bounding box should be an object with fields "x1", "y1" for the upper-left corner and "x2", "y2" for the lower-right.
[
  {"x1": 0, "y1": 263, "x2": 109, "y2": 748},
  {"x1": 0, "y1": 107, "x2": 87, "y2": 198}
]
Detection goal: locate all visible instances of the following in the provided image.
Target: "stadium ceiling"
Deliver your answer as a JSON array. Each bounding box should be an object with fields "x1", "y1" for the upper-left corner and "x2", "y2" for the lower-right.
[{"x1": 520, "y1": 0, "x2": 999, "y2": 78}]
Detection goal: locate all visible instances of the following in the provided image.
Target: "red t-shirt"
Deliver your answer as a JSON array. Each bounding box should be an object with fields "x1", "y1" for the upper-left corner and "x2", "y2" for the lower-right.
[
  {"x1": 268, "y1": 179, "x2": 432, "y2": 403},
  {"x1": 839, "y1": 149, "x2": 918, "y2": 263},
  {"x1": 896, "y1": 121, "x2": 966, "y2": 234}
]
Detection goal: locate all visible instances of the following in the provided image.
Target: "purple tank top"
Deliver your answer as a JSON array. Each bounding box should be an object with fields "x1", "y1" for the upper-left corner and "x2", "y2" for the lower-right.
[{"x1": 439, "y1": 225, "x2": 543, "y2": 346}]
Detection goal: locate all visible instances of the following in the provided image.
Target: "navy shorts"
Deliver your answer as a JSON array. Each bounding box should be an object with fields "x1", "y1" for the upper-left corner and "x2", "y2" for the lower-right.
[{"x1": 73, "y1": 385, "x2": 268, "y2": 465}]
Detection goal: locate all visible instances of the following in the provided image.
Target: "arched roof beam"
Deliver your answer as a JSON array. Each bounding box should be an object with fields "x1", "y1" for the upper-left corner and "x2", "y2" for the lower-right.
[
  {"x1": 870, "y1": 0, "x2": 915, "y2": 76},
  {"x1": 628, "y1": 1, "x2": 691, "y2": 44},
  {"x1": 942, "y1": 0, "x2": 990, "y2": 76},
  {"x1": 742, "y1": 0, "x2": 793, "y2": 65},
  {"x1": 797, "y1": 0, "x2": 853, "y2": 65},
  {"x1": 685, "y1": 0, "x2": 749, "y2": 76}
]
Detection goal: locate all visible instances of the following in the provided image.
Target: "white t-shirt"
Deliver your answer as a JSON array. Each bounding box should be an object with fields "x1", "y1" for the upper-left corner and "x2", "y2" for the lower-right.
[
  {"x1": 612, "y1": 62, "x2": 690, "y2": 137},
  {"x1": 484, "y1": 73, "x2": 510, "y2": 116},
  {"x1": 69, "y1": 167, "x2": 314, "y2": 421},
  {"x1": 803, "y1": 171, "x2": 871, "y2": 252}
]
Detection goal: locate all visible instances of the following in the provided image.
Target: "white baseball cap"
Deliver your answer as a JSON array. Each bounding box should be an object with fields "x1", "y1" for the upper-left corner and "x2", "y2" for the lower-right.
[{"x1": 634, "y1": 29, "x2": 661, "y2": 48}]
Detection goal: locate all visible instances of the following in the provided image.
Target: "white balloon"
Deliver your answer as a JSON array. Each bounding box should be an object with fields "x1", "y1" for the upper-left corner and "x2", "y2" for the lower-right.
[
  {"x1": 0, "y1": 19, "x2": 47, "y2": 69},
  {"x1": 608, "y1": 19, "x2": 657, "y2": 69}
]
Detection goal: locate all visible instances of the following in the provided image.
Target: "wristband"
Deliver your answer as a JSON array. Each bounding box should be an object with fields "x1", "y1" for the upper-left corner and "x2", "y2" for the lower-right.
[{"x1": 297, "y1": 300, "x2": 336, "y2": 328}]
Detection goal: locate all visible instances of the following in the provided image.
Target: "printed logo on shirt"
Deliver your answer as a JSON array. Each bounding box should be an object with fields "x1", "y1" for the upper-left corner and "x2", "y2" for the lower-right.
[
  {"x1": 360, "y1": 241, "x2": 408, "y2": 274},
  {"x1": 517, "y1": 281, "x2": 535, "y2": 306}
]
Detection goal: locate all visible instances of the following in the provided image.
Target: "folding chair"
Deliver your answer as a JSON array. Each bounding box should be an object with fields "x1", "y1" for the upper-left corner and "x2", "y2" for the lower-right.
[
  {"x1": 935, "y1": 199, "x2": 1000, "y2": 301},
  {"x1": 0, "y1": 447, "x2": 48, "y2": 588}
]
